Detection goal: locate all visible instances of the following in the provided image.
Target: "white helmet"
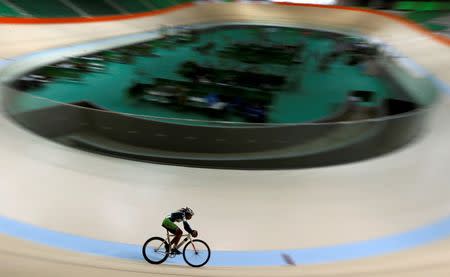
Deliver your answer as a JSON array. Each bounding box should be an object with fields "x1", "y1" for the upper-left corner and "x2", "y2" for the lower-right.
[{"x1": 184, "y1": 207, "x2": 194, "y2": 216}]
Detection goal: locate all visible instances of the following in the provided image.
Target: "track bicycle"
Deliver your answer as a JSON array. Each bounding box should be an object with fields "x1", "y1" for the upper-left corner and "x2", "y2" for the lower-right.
[{"x1": 142, "y1": 231, "x2": 211, "y2": 267}]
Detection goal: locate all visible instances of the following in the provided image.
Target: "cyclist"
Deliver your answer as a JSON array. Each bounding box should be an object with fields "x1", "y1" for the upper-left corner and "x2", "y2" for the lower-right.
[{"x1": 162, "y1": 207, "x2": 198, "y2": 255}]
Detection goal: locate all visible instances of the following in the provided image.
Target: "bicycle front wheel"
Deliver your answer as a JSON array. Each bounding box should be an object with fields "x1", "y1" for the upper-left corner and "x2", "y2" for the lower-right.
[
  {"x1": 142, "y1": 237, "x2": 169, "y2": 264},
  {"x1": 183, "y1": 239, "x2": 211, "y2": 267}
]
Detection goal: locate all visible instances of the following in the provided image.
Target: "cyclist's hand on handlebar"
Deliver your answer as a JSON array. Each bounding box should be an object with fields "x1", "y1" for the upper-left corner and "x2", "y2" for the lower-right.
[{"x1": 191, "y1": 230, "x2": 198, "y2": 237}]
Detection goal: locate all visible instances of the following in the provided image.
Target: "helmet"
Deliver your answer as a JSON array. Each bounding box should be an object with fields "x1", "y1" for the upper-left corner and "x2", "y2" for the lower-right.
[{"x1": 184, "y1": 207, "x2": 194, "y2": 216}]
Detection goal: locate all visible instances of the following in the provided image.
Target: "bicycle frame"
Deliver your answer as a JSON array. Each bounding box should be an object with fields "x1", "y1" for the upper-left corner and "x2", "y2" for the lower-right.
[{"x1": 166, "y1": 230, "x2": 194, "y2": 251}]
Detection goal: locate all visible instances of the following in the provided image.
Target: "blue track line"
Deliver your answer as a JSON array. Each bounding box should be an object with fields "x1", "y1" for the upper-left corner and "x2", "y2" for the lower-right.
[{"x1": 1, "y1": 215, "x2": 450, "y2": 266}]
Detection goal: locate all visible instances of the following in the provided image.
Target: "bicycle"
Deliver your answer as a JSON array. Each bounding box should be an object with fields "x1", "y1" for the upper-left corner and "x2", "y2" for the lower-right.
[{"x1": 142, "y1": 231, "x2": 211, "y2": 267}]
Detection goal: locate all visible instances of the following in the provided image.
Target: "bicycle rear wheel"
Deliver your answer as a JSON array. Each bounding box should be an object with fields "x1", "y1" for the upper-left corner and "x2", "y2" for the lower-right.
[
  {"x1": 182, "y1": 239, "x2": 211, "y2": 267},
  {"x1": 142, "y1": 237, "x2": 169, "y2": 264}
]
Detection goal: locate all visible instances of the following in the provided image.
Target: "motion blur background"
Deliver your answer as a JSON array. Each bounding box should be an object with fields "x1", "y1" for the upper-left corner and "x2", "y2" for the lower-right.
[{"x1": 0, "y1": 0, "x2": 449, "y2": 276}]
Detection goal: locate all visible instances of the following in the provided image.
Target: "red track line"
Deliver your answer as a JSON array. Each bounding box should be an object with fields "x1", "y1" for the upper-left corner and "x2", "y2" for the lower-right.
[
  {"x1": 0, "y1": 1, "x2": 447, "y2": 46},
  {"x1": 0, "y1": 2, "x2": 193, "y2": 24},
  {"x1": 275, "y1": 2, "x2": 450, "y2": 46}
]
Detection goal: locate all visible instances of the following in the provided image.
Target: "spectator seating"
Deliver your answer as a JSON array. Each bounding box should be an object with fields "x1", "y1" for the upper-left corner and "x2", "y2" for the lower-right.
[
  {"x1": 0, "y1": 2, "x2": 23, "y2": 16},
  {"x1": 70, "y1": 0, "x2": 121, "y2": 16},
  {"x1": 1, "y1": 0, "x2": 195, "y2": 18},
  {"x1": 8, "y1": 0, "x2": 80, "y2": 17},
  {"x1": 109, "y1": 0, "x2": 151, "y2": 13}
]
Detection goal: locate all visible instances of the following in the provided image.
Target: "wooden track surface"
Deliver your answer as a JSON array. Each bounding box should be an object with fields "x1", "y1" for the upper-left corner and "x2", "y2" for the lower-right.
[{"x1": 0, "y1": 3, "x2": 449, "y2": 276}]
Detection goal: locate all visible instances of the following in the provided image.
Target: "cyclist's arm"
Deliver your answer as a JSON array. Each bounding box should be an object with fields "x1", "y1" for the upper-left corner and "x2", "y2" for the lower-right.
[{"x1": 183, "y1": 220, "x2": 193, "y2": 234}]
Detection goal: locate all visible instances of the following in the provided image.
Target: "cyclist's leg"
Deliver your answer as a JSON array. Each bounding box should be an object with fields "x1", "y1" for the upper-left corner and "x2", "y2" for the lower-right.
[
  {"x1": 162, "y1": 218, "x2": 183, "y2": 249},
  {"x1": 171, "y1": 228, "x2": 183, "y2": 253}
]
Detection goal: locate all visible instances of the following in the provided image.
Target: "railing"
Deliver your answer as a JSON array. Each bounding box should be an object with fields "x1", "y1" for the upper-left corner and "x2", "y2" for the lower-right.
[{"x1": 3, "y1": 81, "x2": 436, "y2": 169}]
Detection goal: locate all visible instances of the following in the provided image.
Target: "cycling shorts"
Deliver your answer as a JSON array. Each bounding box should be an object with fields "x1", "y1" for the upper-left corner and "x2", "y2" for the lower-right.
[{"x1": 162, "y1": 218, "x2": 179, "y2": 234}]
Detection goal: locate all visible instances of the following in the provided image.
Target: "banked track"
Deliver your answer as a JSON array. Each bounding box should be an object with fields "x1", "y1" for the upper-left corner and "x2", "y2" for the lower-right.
[{"x1": 0, "y1": 2, "x2": 450, "y2": 276}]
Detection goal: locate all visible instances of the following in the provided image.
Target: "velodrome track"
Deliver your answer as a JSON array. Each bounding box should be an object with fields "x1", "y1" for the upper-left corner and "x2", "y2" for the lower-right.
[{"x1": 0, "y1": 2, "x2": 449, "y2": 276}]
